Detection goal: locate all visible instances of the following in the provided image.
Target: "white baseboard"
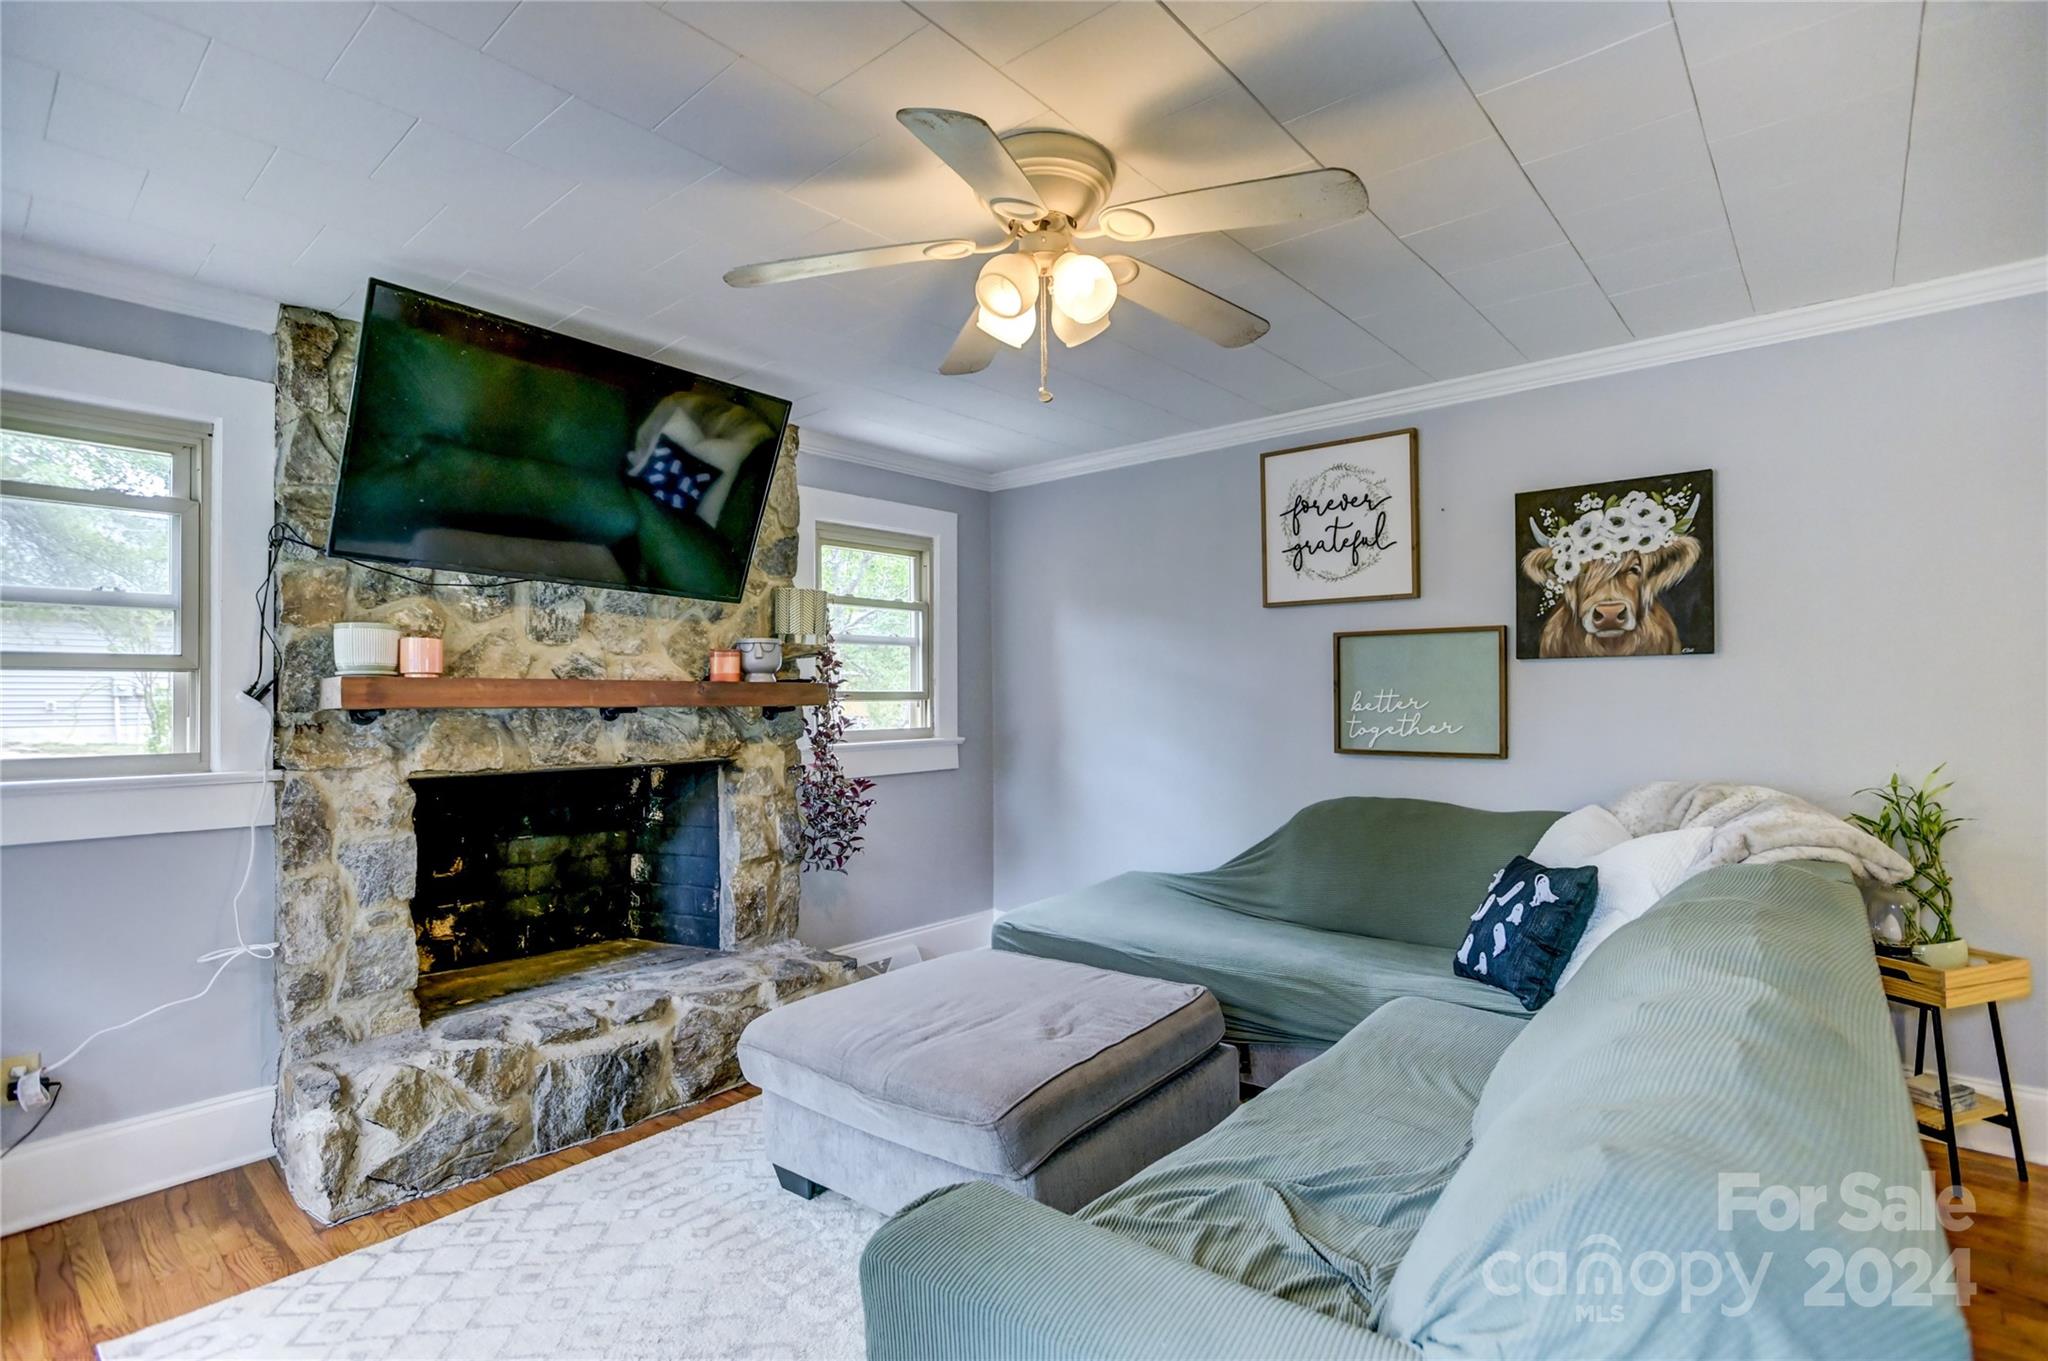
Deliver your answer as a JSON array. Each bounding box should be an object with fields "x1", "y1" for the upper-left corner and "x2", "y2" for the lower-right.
[
  {"x1": 0, "y1": 1085, "x2": 275, "y2": 1236},
  {"x1": 1941, "y1": 1073, "x2": 2045, "y2": 1164},
  {"x1": 832, "y1": 909, "x2": 993, "y2": 971}
]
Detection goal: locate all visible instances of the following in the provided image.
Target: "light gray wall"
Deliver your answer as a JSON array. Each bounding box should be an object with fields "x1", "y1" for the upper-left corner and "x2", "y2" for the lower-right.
[
  {"x1": 793, "y1": 453, "x2": 995, "y2": 947},
  {"x1": 992, "y1": 296, "x2": 2048, "y2": 1089},
  {"x1": 0, "y1": 284, "x2": 993, "y2": 1151}
]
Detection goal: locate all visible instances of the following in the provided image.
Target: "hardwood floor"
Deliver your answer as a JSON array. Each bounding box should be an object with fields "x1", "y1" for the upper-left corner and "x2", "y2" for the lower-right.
[{"x1": 1, "y1": 1102, "x2": 2040, "y2": 1361}]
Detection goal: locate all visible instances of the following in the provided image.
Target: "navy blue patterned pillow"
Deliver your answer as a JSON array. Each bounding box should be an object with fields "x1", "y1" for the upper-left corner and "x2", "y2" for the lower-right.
[{"x1": 1454, "y1": 856, "x2": 1601, "y2": 1011}]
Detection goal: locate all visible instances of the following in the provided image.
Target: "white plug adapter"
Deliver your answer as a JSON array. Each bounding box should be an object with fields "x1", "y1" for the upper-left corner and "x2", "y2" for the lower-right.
[{"x1": 12, "y1": 1067, "x2": 50, "y2": 1110}]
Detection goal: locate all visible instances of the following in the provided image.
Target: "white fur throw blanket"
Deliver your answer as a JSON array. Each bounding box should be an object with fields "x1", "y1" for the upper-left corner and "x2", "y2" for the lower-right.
[{"x1": 1605, "y1": 782, "x2": 1911, "y2": 884}]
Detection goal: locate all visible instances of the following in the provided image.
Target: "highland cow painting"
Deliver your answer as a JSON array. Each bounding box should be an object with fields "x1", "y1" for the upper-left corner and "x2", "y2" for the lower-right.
[{"x1": 1515, "y1": 470, "x2": 1715, "y2": 660}]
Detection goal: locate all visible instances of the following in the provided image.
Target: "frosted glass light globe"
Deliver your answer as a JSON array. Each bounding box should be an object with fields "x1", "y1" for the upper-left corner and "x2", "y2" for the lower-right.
[
  {"x1": 975, "y1": 254, "x2": 1040, "y2": 320},
  {"x1": 976, "y1": 304, "x2": 1036, "y2": 348},
  {"x1": 1050, "y1": 251, "x2": 1118, "y2": 325}
]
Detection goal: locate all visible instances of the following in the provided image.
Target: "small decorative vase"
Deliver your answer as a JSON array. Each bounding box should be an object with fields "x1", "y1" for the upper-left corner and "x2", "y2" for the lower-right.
[
  {"x1": 332, "y1": 622, "x2": 400, "y2": 675},
  {"x1": 709, "y1": 649, "x2": 742, "y2": 683},
  {"x1": 736, "y1": 637, "x2": 782, "y2": 683},
  {"x1": 399, "y1": 636, "x2": 444, "y2": 678},
  {"x1": 1912, "y1": 938, "x2": 1970, "y2": 970}
]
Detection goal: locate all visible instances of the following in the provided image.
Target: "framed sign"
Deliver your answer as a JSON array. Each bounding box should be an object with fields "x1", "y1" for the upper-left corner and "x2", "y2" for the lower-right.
[
  {"x1": 1333, "y1": 626, "x2": 1507, "y2": 759},
  {"x1": 1261, "y1": 428, "x2": 1419, "y2": 606},
  {"x1": 1515, "y1": 469, "x2": 1714, "y2": 659}
]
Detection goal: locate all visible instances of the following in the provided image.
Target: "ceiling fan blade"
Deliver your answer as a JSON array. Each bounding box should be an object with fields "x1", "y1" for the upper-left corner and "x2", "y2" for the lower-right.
[
  {"x1": 939, "y1": 311, "x2": 998, "y2": 375},
  {"x1": 1105, "y1": 256, "x2": 1269, "y2": 348},
  {"x1": 1094, "y1": 168, "x2": 1367, "y2": 243},
  {"x1": 724, "y1": 238, "x2": 981, "y2": 288},
  {"x1": 896, "y1": 107, "x2": 1046, "y2": 223}
]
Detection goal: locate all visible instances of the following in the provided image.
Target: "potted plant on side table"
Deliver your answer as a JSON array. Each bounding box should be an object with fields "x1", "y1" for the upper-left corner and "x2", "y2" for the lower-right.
[{"x1": 1850, "y1": 766, "x2": 1969, "y2": 969}]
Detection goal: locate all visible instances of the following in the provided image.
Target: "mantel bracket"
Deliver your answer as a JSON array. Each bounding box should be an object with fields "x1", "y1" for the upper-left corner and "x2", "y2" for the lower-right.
[
  {"x1": 598, "y1": 706, "x2": 638, "y2": 722},
  {"x1": 345, "y1": 709, "x2": 384, "y2": 725}
]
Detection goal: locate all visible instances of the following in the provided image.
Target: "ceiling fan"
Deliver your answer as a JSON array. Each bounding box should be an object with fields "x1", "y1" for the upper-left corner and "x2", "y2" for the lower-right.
[{"x1": 724, "y1": 108, "x2": 1370, "y2": 402}]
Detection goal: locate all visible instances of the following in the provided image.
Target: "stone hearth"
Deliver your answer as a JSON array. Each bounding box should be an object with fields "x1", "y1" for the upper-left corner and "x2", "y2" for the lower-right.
[{"x1": 267, "y1": 308, "x2": 849, "y2": 1222}]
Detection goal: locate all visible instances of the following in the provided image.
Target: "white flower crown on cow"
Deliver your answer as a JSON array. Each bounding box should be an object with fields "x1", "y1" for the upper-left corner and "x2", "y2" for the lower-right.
[{"x1": 1530, "y1": 488, "x2": 1699, "y2": 585}]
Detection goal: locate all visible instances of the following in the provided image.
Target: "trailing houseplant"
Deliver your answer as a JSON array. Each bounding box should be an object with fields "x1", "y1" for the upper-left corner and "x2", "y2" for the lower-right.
[
  {"x1": 794, "y1": 641, "x2": 876, "y2": 872},
  {"x1": 1848, "y1": 766, "x2": 1968, "y2": 967}
]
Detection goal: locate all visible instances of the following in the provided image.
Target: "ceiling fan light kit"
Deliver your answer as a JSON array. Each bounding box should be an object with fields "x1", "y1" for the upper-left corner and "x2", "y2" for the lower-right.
[{"x1": 725, "y1": 108, "x2": 1372, "y2": 401}]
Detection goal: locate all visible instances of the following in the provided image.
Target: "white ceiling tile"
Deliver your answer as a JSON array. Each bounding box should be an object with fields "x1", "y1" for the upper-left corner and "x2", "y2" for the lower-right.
[
  {"x1": 0, "y1": 134, "x2": 145, "y2": 219},
  {"x1": 550, "y1": 306, "x2": 672, "y2": 358},
  {"x1": 1053, "y1": 337, "x2": 1269, "y2": 427},
  {"x1": 389, "y1": 3, "x2": 519, "y2": 46},
  {"x1": 1285, "y1": 57, "x2": 1495, "y2": 185},
  {"x1": 246, "y1": 150, "x2": 443, "y2": 246},
  {"x1": 1480, "y1": 281, "x2": 1630, "y2": 359},
  {"x1": 793, "y1": 133, "x2": 994, "y2": 242},
  {"x1": 131, "y1": 174, "x2": 323, "y2": 259},
  {"x1": 1, "y1": 188, "x2": 27, "y2": 235},
  {"x1": 521, "y1": 185, "x2": 700, "y2": 276},
  {"x1": 0, "y1": 2, "x2": 208, "y2": 109},
  {"x1": 1478, "y1": 22, "x2": 1695, "y2": 164},
  {"x1": 401, "y1": 203, "x2": 583, "y2": 287},
  {"x1": 1584, "y1": 224, "x2": 1741, "y2": 296},
  {"x1": 1259, "y1": 213, "x2": 1460, "y2": 320},
  {"x1": 669, "y1": 2, "x2": 924, "y2": 96},
  {"x1": 183, "y1": 42, "x2": 414, "y2": 176},
  {"x1": 297, "y1": 224, "x2": 451, "y2": 292},
  {"x1": 1684, "y1": 2, "x2": 1921, "y2": 144},
  {"x1": 370, "y1": 123, "x2": 575, "y2": 222},
  {"x1": 131, "y1": 2, "x2": 373, "y2": 79},
  {"x1": 2, "y1": 54, "x2": 56, "y2": 136},
  {"x1": 1445, "y1": 241, "x2": 1595, "y2": 308},
  {"x1": 663, "y1": 167, "x2": 841, "y2": 261},
  {"x1": 535, "y1": 247, "x2": 696, "y2": 320},
  {"x1": 1202, "y1": 0, "x2": 1442, "y2": 124},
  {"x1": 1722, "y1": 160, "x2": 1903, "y2": 309},
  {"x1": 1550, "y1": 175, "x2": 1730, "y2": 258},
  {"x1": 1422, "y1": 0, "x2": 1670, "y2": 94},
  {"x1": 1323, "y1": 356, "x2": 1432, "y2": 398},
  {"x1": 1398, "y1": 187, "x2": 1566, "y2": 275},
  {"x1": 1521, "y1": 110, "x2": 1715, "y2": 215},
  {"x1": 1609, "y1": 266, "x2": 1752, "y2": 336},
  {"x1": 1670, "y1": 2, "x2": 1847, "y2": 67},
  {"x1": 1162, "y1": 2, "x2": 1260, "y2": 37},
  {"x1": 656, "y1": 61, "x2": 869, "y2": 187},
  {"x1": 1366, "y1": 136, "x2": 1527, "y2": 237},
  {"x1": 195, "y1": 245, "x2": 363, "y2": 310},
  {"x1": 328, "y1": 4, "x2": 566, "y2": 150},
  {"x1": 23, "y1": 196, "x2": 210, "y2": 276},
  {"x1": 819, "y1": 22, "x2": 1041, "y2": 144},
  {"x1": 1139, "y1": 236, "x2": 1326, "y2": 320},
  {"x1": 440, "y1": 270, "x2": 582, "y2": 327},
  {"x1": 508, "y1": 99, "x2": 715, "y2": 211},
  {"x1": 484, "y1": 2, "x2": 734, "y2": 130},
  {"x1": 1244, "y1": 305, "x2": 1402, "y2": 381},
  {"x1": 1706, "y1": 84, "x2": 1912, "y2": 200},
  {"x1": 1357, "y1": 302, "x2": 1523, "y2": 378},
  {"x1": 912, "y1": 2, "x2": 1109, "y2": 67},
  {"x1": 1003, "y1": 2, "x2": 1231, "y2": 146},
  {"x1": 1116, "y1": 86, "x2": 1307, "y2": 194},
  {"x1": 1109, "y1": 307, "x2": 1345, "y2": 414},
  {"x1": 45, "y1": 73, "x2": 275, "y2": 196}
]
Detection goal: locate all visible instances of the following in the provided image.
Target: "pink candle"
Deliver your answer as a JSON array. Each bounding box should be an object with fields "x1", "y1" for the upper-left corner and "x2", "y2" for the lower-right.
[
  {"x1": 709, "y1": 649, "x2": 742, "y2": 683},
  {"x1": 399, "y1": 636, "x2": 444, "y2": 678}
]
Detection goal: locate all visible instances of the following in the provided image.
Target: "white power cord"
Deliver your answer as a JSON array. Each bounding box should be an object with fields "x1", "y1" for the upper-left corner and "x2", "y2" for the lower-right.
[{"x1": 39, "y1": 765, "x2": 277, "y2": 1080}]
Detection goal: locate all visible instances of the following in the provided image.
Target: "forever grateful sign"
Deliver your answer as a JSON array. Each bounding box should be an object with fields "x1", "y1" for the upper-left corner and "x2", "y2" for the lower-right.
[
  {"x1": 1332, "y1": 627, "x2": 1508, "y2": 759},
  {"x1": 1261, "y1": 428, "x2": 1419, "y2": 606}
]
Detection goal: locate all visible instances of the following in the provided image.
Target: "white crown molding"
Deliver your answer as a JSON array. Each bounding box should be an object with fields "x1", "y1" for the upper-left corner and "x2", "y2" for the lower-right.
[
  {"x1": 984, "y1": 256, "x2": 2048, "y2": 491},
  {"x1": 797, "y1": 427, "x2": 1000, "y2": 492},
  {"x1": 1, "y1": 238, "x2": 281, "y2": 333}
]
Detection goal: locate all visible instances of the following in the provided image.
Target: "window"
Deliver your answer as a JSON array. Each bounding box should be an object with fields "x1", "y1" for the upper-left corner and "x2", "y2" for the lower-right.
[
  {"x1": 819, "y1": 523, "x2": 933, "y2": 740},
  {"x1": 0, "y1": 393, "x2": 208, "y2": 778}
]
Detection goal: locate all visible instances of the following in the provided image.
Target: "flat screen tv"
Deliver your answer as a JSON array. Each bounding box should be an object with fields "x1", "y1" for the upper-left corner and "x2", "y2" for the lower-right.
[{"x1": 328, "y1": 281, "x2": 791, "y2": 602}]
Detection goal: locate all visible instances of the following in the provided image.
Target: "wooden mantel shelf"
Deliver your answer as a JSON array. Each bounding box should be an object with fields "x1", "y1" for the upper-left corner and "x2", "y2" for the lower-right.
[{"x1": 317, "y1": 675, "x2": 829, "y2": 723}]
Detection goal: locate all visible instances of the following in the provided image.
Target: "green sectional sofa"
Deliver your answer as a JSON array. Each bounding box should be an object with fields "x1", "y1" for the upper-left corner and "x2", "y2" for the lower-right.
[{"x1": 865, "y1": 799, "x2": 1968, "y2": 1359}]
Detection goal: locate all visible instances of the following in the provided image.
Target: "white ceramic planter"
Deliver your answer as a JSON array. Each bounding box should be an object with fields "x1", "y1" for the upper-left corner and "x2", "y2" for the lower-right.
[
  {"x1": 332, "y1": 622, "x2": 400, "y2": 675},
  {"x1": 1912, "y1": 938, "x2": 1970, "y2": 970}
]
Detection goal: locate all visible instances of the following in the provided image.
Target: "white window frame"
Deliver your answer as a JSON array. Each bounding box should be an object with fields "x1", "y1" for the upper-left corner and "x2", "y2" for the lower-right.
[
  {"x1": 1, "y1": 392, "x2": 210, "y2": 779},
  {"x1": 798, "y1": 488, "x2": 960, "y2": 778},
  {"x1": 0, "y1": 334, "x2": 276, "y2": 846}
]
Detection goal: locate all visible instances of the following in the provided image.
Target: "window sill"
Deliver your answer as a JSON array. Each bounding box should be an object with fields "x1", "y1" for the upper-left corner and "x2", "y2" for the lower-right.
[
  {"x1": 0, "y1": 770, "x2": 277, "y2": 847},
  {"x1": 833, "y1": 736, "x2": 963, "y2": 778}
]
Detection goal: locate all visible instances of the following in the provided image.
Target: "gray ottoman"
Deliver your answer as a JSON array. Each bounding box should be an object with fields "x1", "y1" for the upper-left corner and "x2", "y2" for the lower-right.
[{"x1": 736, "y1": 949, "x2": 1237, "y2": 1214}]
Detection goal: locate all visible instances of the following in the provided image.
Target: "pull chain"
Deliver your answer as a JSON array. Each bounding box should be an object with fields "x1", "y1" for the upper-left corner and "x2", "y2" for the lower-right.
[{"x1": 1037, "y1": 268, "x2": 1053, "y2": 403}]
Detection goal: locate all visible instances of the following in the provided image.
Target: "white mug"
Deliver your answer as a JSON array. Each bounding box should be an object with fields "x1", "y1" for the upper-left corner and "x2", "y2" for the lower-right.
[{"x1": 333, "y1": 622, "x2": 400, "y2": 675}]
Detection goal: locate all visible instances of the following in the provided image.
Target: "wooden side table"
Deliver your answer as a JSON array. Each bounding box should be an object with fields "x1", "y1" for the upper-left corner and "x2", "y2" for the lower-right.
[{"x1": 1877, "y1": 948, "x2": 2030, "y2": 1189}]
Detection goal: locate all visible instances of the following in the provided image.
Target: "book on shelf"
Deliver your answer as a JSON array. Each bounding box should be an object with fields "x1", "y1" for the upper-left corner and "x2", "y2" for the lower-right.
[{"x1": 1903, "y1": 1070, "x2": 1978, "y2": 1112}]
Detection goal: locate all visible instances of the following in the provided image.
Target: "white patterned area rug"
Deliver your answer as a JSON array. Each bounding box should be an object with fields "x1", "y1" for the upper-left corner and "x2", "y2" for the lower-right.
[{"x1": 99, "y1": 1101, "x2": 885, "y2": 1361}]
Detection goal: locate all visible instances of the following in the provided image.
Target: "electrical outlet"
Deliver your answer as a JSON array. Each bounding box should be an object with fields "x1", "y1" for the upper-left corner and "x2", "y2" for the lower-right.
[{"x1": 5, "y1": 1053, "x2": 41, "y2": 1105}]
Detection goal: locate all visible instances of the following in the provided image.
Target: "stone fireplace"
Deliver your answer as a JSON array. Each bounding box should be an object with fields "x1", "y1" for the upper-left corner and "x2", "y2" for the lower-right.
[{"x1": 266, "y1": 309, "x2": 851, "y2": 1223}]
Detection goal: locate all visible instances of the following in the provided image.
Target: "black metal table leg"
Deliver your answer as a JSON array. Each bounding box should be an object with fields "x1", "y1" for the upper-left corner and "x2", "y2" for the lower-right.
[
  {"x1": 1986, "y1": 1002, "x2": 2028, "y2": 1181},
  {"x1": 1929, "y1": 1008, "x2": 1963, "y2": 1191},
  {"x1": 1913, "y1": 1008, "x2": 1928, "y2": 1076}
]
